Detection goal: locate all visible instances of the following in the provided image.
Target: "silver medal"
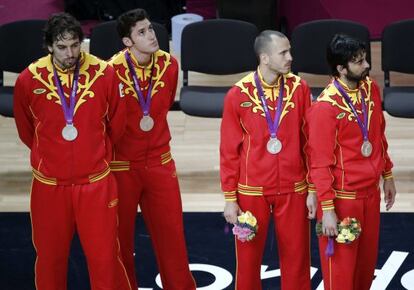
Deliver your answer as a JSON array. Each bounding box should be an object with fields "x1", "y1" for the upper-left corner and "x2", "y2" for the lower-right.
[
  {"x1": 266, "y1": 137, "x2": 282, "y2": 154},
  {"x1": 139, "y1": 115, "x2": 154, "y2": 132},
  {"x1": 361, "y1": 140, "x2": 372, "y2": 157},
  {"x1": 62, "y1": 124, "x2": 78, "y2": 141}
]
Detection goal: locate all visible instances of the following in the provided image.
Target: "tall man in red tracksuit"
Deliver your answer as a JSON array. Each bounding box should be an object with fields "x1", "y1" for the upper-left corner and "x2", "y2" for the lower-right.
[
  {"x1": 108, "y1": 9, "x2": 196, "y2": 290},
  {"x1": 221, "y1": 30, "x2": 317, "y2": 290},
  {"x1": 13, "y1": 13, "x2": 131, "y2": 290},
  {"x1": 306, "y1": 34, "x2": 397, "y2": 290}
]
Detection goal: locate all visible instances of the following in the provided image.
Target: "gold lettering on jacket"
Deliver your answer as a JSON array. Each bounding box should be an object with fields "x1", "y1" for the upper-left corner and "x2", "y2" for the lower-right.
[
  {"x1": 33, "y1": 88, "x2": 46, "y2": 94},
  {"x1": 240, "y1": 101, "x2": 253, "y2": 107}
]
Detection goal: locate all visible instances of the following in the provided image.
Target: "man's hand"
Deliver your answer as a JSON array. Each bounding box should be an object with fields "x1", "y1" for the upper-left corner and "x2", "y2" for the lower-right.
[
  {"x1": 383, "y1": 178, "x2": 397, "y2": 211},
  {"x1": 306, "y1": 192, "x2": 317, "y2": 219},
  {"x1": 223, "y1": 201, "x2": 242, "y2": 224},
  {"x1": 322, "y1": 209, "x2": 338, "y2": 236}
]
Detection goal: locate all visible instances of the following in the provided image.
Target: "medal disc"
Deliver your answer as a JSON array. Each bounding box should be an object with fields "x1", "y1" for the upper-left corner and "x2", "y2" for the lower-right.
[
  {"x1": 139, "y1": 115, "x2": 154, "y2": 132},
  {"x1": 361, "y1": 140, "x2": 372, "y2": 157},
  {"x1": 266, "y1": 138, "x2": 282, "y2": 154},
  {"x1": 62, "y1": 124, "x2": 78, "y2": 141}
]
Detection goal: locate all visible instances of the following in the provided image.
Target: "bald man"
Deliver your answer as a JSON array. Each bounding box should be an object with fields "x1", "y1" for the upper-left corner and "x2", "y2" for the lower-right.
[{"x1": 220, "y1": 30, "x2": 316, "y2": 290}]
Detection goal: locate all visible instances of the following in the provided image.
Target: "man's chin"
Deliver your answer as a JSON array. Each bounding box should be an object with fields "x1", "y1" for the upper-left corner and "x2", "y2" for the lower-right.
[
  {"x1": 62, "y1": 65, "x2": 73, "y2": 70},
  {"x1": 282, "y1": 68, "x2": 291, "y2": 75},
  {"x1": 63, "y1": 60, "x2": 77, "y2": 69}
]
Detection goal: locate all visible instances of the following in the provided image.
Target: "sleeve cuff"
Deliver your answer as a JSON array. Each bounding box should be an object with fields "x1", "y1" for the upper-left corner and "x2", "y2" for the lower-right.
[
  {"x1": 308, "y1": 183, "x2": 316, "y2": 194},
  {"x1": 382, "y1": 171, "x2": 393, "y2": 180},
  {"x1": 224, "y1": 191, "x2": 237, "y2": 202},
  {"x1": 320, "y1": 199, "x2": 335, "y2": 211}
]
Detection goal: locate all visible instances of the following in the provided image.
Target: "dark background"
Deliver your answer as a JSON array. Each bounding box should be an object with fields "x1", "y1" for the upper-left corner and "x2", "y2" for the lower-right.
[{"x1": 1, "y1": 212, "x2": 413, "y2": 289}]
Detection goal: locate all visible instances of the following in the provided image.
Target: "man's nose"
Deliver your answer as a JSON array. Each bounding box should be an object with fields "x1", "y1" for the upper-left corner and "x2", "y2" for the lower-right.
[
  {"x1": 66, "y1": 48, "x2": 74, "y2": 58},
  {"x1": 364, "y1": 59, "x2": 370, "y2": 70},
  {"x1": 286, "y1": 52, "x2": 293, "y2": 62}
]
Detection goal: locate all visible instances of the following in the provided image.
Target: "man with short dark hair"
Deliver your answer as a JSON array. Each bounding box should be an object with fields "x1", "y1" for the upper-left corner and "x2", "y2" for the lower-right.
[
  {"x1": 306, "y1": 34, "x2": 396, "y2": 290},
  {"x1": 221, "y1": 30, "x2": 316, "y2": 290},
  {"x1": 108, "y1": 8, "x2": 196, "y2": 290},
  {"x1": 13, "y1": 12, "x2": 130, "y2": 290}
]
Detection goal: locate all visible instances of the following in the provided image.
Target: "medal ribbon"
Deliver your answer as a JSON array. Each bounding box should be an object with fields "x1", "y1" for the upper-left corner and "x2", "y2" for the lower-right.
[
  {"x1": 52, "y1": 60, "x2": 80, "y2": 125},
  {"x1": 125, "y1": 51, "x2": 154, "y2": 116},
  {"x1": 333, "y1": 79, "x2": 369, "y2": 141},
  {"x1": 254, "y1": 71, "x2": 284, "y2": 139}
]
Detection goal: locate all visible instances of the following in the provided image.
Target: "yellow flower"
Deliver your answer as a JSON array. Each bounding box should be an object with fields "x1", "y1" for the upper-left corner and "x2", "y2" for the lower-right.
[
  {"x1": 348, "y1": 233, "x2": 355, "y2": 241},
  {"x1": 238, "y1": 212, "x2": 248, "y2": 223},
  {"x1": 341, "y1": 229, "x2": 350, "y2": 236},
  {"x1": 247, "y1": 233, "x2": 256, "y2": 241},
  {"x1": 238, "y1": 211, "x2": 257, "y2": 227},
  {"x1": 246, "y1": 215, "x2": 257, "y2": 227},
  {"x1": 336, "y1": 235, "x2": 346, "y2": 243}
]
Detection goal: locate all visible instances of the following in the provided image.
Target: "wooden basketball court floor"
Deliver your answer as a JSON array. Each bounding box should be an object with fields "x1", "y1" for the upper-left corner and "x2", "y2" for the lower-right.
[{"x1": 0, "y1": 42, "x2": 413, "y2": 213}]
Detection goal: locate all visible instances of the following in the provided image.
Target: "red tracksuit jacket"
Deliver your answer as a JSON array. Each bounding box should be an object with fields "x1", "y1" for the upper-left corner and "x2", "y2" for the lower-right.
[
  {"x1": 220, "y1": 70, "x2": 312, "y2": 201},
  {"x1": 305, "y1": 77, "x2": 393, "y2": 210},
  {"x1": 108, "y1": 49, "x2": 178, "y2": 169},
  {"x1": 13, "y1": 52, "x2": 125, "y2": 185}
]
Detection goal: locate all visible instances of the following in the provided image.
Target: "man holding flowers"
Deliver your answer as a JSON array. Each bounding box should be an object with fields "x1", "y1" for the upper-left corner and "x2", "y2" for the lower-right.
[
  {"x1": 220, "y1": 30, "x2": 317, "y2": 290},
  {"x1": 305, "y1": 34, "x2": 397, "y2": 290}
]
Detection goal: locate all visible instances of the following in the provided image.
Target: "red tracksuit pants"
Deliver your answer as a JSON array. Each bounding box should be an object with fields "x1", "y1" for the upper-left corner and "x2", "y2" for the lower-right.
[
  {"x1": 30, "y1": 174, "x2": 131, "y2": 290},
  {"x1": 235, "y1": 192, "x2": 311, "y2": 290},
  {"x1": 317, "y1": 188, "x2": 380, "y2": 290},
  {"x1": 112, "y1": 160, "x2": 196, "y2": 290}
]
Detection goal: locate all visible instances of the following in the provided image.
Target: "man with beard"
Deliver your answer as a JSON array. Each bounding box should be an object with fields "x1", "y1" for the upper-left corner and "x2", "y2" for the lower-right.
[
  {"x1": 305, "y1": 34, "x2": 397, "y2": 290},
  {"x1": 108, "y1": 8, "x2": 196, "y2": 290},
  {"x1": 13, "y1": 13, "x2": 130, "y2": 290},
  {"x1": 221, "y1": 30, "x2": 316, "y2": 290}
]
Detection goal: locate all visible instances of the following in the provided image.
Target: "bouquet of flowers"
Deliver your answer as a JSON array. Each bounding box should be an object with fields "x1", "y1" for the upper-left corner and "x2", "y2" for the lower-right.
[
  {"x1": 232, "y1": 211, "x2": 258, "y2": 242},
  {"x1": 316, "y1": 217, "x2": 361, "y2": 257},
  {"x1": 316, "y1": 217, "x2": 361, "y2": 243}
]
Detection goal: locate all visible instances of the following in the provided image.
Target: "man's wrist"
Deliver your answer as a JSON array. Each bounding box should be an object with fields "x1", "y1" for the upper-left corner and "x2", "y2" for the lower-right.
[
  {"x1": 382, "y1": 171, "x2": 393, "y2": 180},
  {"x1": 224, "y1": 191, "x2": 237, "y2": 202},
  {"x1": 321, "y1": 199, "x2": 335, "y2": 211}
]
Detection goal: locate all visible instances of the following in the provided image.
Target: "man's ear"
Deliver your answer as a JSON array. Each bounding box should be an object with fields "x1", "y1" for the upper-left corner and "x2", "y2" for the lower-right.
[
  {"x1": 260, "y1": 53, "x2": 269, "y2": 65},
  {"x1": 47, "y1": 45, "x2": 53, "y2": 54},
  {"x1": 337, "y1": 64, "x2": 347, "y2": 76},
  {"x1": 122, "y1": 37, "x2": 133, "y2": 47}
]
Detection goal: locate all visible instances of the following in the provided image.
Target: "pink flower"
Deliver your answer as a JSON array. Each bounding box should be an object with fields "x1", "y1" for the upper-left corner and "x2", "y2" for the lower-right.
[{"x1": 233, "y1": 224, "x2": 255, "y2": 242}]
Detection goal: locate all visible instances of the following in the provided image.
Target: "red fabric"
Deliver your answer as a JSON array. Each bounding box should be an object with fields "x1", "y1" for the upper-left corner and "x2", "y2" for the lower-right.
[
  {"x1": 14, "y1": 52, "x2": 130, "y2": 289},
  {"x1": 109, "y1": 49, "x2": 195, "y2": 290},
  {"x1": 113, "y1": 162, "x2": 196, "y2": 290},
  {"x1": 220, "y1": 71, "x2": 312, "y2": 289},
  {"x1": 316, "y1": 188, "x2": 380, "y2": 290},
  {"x1": 30, "y1": 175, "x2": 131, "y2": 290},
  {"x1": 220, "y1": 71, "x2": 311, "y2": 198},
  {"x1": 305, "y1": 78, "x2": 393, "y2": 205},
  {"x1": 235, "y1": 193, "x2": 311, "y2": 290},
  {"x1": 109, "y1": 49, "x2": 178, "y2": 166},
  {"x1": 13, "y1": 52, "x2": 126, "y2": 183}
]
